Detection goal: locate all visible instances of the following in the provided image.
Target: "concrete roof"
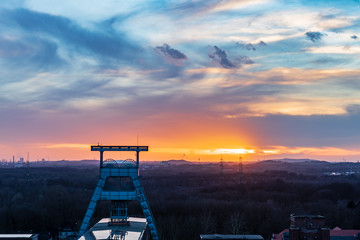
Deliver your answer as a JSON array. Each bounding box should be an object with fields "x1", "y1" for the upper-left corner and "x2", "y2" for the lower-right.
[
  {"x1": 200, "y1": 234, "x2": 264, "y2": 240},
  {"x1": 0, "y1": 234, "x2": 38, "y2": 239},
  {"x1": 79, "y1": 217, "x2": 147, "y2": 240}
]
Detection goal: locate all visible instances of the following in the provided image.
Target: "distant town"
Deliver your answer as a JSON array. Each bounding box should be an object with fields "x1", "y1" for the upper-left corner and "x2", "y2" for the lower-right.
[{"x1": 1, "y1": 157, "x2": 360, "y2": 177}]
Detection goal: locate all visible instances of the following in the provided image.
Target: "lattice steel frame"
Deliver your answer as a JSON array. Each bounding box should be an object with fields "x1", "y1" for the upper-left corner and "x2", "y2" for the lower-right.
[{"x1": 78, "y1": 145, "x2": 159, "y2": 240}]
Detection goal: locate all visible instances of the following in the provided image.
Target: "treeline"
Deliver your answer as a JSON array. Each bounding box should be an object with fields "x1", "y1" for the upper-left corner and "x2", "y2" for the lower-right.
[
  {"x1": 0, "y1": 166, "x2": 360, "y2": 240},
  {"x1": 143, "y1": 169, "x2": 360, "y2": 239}
]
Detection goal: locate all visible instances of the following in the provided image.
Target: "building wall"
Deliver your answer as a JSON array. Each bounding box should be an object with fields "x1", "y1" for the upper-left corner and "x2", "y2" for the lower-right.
[{"x1": 289, "y1": 215, "x2": 330, "y2": 240}]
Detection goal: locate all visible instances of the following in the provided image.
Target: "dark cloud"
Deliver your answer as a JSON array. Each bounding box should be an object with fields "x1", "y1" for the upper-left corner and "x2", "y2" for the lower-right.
[
  {"x1": 236, "y1": 41, "x2": 267, "y2": 51},
  {"x1": 258, "y1": 41, "x2": 267, "y2": 46},
  {"x1": 156, "y1": 44, "x2": 187, "y2": 59},
  {"x1": 305, "y1": 31, "x2": 324, "y2": 42},
  {"x1": 346, "y1": 104, "x2": 360, "y2": 114},
  {"x1": 244, "y1": 43, "x2": 256, "y2": 51},
  {"x1": 351, "y1": 35, "x2": 358, "y2": 40},
  {"x1": 154, "y1": 43, "x2": 188, "y2": 66},
  {"x1": 208, "y1": 46, "x2": 236, "y2": 68},
  {"x1": 208, "y1": 46, "x2": 254, "y2": 69},
  {"x1": 1, "y1": 8, "x2": 143, "y2": 63}
]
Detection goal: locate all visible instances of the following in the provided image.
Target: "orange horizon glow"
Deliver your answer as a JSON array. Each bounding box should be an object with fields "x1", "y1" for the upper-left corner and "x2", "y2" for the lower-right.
[{"x1": 2, "y1": 142, "x2": 360, "y2": 162}]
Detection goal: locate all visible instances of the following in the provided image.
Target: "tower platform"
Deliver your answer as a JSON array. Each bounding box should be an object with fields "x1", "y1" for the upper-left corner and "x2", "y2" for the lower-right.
[{"x1": 79, "y1": 217, "x2": 148, "y2": 240}]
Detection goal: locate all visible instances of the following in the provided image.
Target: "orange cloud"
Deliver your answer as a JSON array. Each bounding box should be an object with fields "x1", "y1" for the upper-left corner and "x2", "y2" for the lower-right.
[
  {"x1": 256, "y1": 146, "x2": 360, "y2": 161},
  {"x1": 40, "y1": 143, "x2": 90, "y2": 149}
]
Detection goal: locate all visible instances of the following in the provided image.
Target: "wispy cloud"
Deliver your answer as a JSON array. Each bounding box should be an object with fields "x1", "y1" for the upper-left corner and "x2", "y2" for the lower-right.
[
  {"x1": 1, "y1": 8, "x2": 143, "y2": 63},
  {"x1": 305, "y1": 46, "x2": 360, "y2": 54},
  {"x1": 40, "y1": 143, "x2": 89, "y2": 149},
  {"x1": 258, "y1": 146, "x2": 360, "y2": 157}
]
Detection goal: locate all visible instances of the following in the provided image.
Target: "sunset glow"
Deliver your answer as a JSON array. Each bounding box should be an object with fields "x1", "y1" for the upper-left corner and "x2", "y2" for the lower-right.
[{"x1": 1, "y1": 0, "x2": 360, "y2": 162}]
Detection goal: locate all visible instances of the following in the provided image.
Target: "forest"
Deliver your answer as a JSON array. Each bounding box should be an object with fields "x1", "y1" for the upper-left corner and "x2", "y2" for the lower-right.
[{"x1": 0, "y1": 160, "x2": 360, "y2": 240}]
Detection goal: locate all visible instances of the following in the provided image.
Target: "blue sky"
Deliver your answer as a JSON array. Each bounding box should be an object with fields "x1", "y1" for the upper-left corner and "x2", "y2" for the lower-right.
[{"x1": 1, "y1": 0, "x2": 360, "y2": 161}]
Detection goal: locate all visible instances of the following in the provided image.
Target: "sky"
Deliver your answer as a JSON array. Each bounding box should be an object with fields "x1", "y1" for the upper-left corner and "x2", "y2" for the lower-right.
[{"x1": 1, "y1": 0, "x2": 360, "y2": 162}]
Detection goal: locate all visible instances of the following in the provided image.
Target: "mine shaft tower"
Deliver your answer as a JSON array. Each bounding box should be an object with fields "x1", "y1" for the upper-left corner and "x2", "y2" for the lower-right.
[{"x1": 78, "y1": 145, "x2": 159, "y2": 240}]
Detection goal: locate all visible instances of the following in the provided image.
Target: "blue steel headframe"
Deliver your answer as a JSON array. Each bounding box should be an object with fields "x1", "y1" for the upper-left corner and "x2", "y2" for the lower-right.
[
  {"x1": 91, "y1": 145, "x2": 149, "y2": 167},
  {"x1": 91, "y1": 145, "x2": 148, "y2": 152}
]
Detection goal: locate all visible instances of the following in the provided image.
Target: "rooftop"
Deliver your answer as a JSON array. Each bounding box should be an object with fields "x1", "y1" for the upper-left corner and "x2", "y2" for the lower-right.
[
  {"x1": 79, "y1": 217, "x2": 147, "y2": 240},
  {"x1": 274, "y1": 227, "x2": 360, "y2": 240},
  {"x1": 0, "y1": 234, "x2": 38, "y2": 239},
  {"x1": 200, "y1": 234, "x2": 264, "y2": 240},
  {"x1": 330, "y1": 227, "x2": 360, "y2": 237},
  {"x1": 290, "y1": 214, "x2": 325, "y2": 219}
]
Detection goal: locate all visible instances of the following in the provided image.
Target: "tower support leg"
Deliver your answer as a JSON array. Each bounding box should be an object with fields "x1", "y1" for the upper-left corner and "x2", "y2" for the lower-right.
[
  {"x1": 133, "y1": 178, "x2": 159, "y2": 240},
  {"x1": 78, "y1": 177, "x2": 106, "y2": 237}
]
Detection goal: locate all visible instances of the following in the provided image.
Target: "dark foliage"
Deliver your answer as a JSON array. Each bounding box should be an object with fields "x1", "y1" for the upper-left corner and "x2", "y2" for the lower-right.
[{"x1": 0, "y1": 163, "x2": 360, "y2": 240}]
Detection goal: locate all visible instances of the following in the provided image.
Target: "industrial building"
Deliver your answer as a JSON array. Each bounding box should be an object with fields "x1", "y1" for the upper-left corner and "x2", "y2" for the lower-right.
[{"x1": 272, "y1": 214, "x2": 360, "y2": 240}]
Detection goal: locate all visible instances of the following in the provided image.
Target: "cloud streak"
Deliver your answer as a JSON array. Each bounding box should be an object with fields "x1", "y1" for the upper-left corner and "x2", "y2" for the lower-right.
[{"x1": 1, "y1": 8, "x2": 143, "y2": 63}]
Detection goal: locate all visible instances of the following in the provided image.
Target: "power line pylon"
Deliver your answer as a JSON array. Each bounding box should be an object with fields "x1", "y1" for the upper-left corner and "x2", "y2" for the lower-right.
[
  {"x1": 220, "y1": 156, "x2": 224, "y2": 185},
  {"x1": 78, "y1": 145, "x2": 159, "y2": 240},
  {"x1": 238, "y1": 156, "x2": 243, "y2": 183}
]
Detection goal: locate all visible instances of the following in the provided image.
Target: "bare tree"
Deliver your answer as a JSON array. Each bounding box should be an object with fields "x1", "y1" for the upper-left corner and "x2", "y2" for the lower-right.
[
  {"x1": 168, "y1": 215, "x2": 180, "y2": 240},
  {"x1": 227, "y1": 211, "x2": 245, "y2": 234},
  {"x1": 200, "y1": 210, "x2": 217, "y2": 234}
]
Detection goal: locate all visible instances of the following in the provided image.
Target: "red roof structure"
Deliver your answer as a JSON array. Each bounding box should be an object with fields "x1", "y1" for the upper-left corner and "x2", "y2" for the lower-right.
[
  {"x1": 273, "y1": 227, "x2": 360, "y2": 240},
  {"x1": 330, "y1": 227, "x2": 360, "y2": 237}
]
